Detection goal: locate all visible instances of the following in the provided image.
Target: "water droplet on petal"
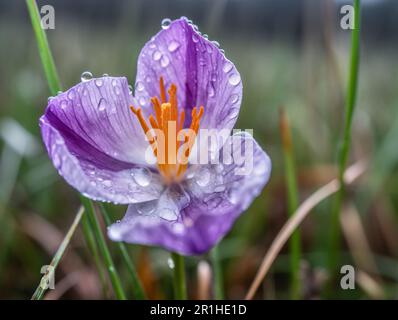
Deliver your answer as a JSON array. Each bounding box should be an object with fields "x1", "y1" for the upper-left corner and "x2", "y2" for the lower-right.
[
  {"x1": 229, "y1": 94, "x2": 239, "y2": 105},
  {"x1": 214, "y1": 185, "x2": 226, "y2": 192},
  {"x1": 196, "y1": 168, "x2": 210, "y2": 187},
  {"x1": 228, "y1": 73, "x2": 241, "y2": 86},
  {"x1": 47, "y1": 96, "x2": 53, "y2": 102},
  {"x1": 102, "y1": 73, "x2": 109, "y2": 77},
  {"x1": 103, "y1": 180, "x2": 112, "y2": 188},
  {"x1": 67, "y1": 89, "x2": 75, "y2": 100},
  {"x1": 207, "y1": 82, "x2": 215, "y2": 97},
  {"x1": 203, "y1": 34, "x2": 209, "y2": 40},
  {"x1": 81, "y1": 71, "x2": 93, "y2": 82},
  {"x1": 161, "y1": 18, "x2": 172, "y2": 29},
  {"x1": 159, "y1": 208, "x2": 177, "y2": 221},
  {"x1": 131, "y1": 168, "x2": 151, "y2": 187},
  {"x1": 152, "y1": 50, "x2": 162, "y2": 61},
  {"x1": 167, "y1": 258, "x2": 175, "y2": 269},
  {"x1": 192, "y1": 33, "x2": 199, "y2": 43},
  {"x1": 211, "y1": 40, "x2": 220, "y2": 47},
  {"x1": 139, "y1": 97, "x2": 147, "y2": 106},
  {"x1": 168, "y1": 40, "x2": 180, "y2": 52},
  {"x1": 227, "y1": 189, "x2": 239, "y2": 205},
  {"x1": 223, "y1": 61, "x2": 233, "y2": 73},
  {"x1": 98, "y1": 98, "x2": 107, "y2": 111},
  {"x1": 95, "y1": 78, "x2": 103, "y2": 87},
  {"x1": 160, "y1": 55, "x2": 170, "y2": 67},
  {"x1": 136, "y1": 201, "x2": 156, "y2": 215},
  {"x1": 60, "y1": 100, "x2": 68, "y2": 109},
  {"x1": 135, "y1": 81, "x2": 144, "y2": 92}
]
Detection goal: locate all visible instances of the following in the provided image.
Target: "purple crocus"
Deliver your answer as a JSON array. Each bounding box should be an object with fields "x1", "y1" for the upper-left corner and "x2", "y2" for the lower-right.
[{"x1": 40, "y1": 18, "x2": 271, "y2": 255}]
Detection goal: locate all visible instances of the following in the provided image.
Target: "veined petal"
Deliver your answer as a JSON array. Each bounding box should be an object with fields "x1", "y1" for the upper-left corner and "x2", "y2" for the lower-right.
[
  {"x1": 108, "y1": 132, "x2": 271, "y2": 255},
  {"x1": 40, "y1": 77, "x2": 162, "y2": 204},
  {"x1": 135, "y1": 18, "x2": 242, "y2": 133}
]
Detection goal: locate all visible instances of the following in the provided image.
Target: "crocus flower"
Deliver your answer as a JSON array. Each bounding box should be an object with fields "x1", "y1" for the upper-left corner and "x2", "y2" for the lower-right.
[{"x1": 40, "y1": 18, "x2": 271, "y2": 255}]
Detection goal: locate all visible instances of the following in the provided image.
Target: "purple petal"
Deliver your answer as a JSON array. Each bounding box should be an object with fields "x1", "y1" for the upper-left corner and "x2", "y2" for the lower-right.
[
  {"x1": 40, "y1": 77, "x2": 163, "y2": 204},
  {"x1": 108, "y1": 133, "x2": 271, "y2": 255},
  {"x1": 135, "y1": 18, "x2": 242, "y2": 132}
]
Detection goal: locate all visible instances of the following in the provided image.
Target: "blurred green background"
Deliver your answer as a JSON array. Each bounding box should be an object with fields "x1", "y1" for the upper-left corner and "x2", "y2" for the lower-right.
[{"x1": 0, "y1": 0, "x2": 397, "y2": 299}]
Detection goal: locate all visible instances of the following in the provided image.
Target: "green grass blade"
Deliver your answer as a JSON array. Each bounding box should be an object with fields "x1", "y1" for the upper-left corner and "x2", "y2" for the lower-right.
[
  {"x1": 26, "y1": 0, "x2": 61, "y2": 95},
  {"x1": 99, "y1": 203, "x2": 146, "y2": 300},
  {"x1": 328, "y1": 0, "x2": 361, "y2": 287},
  {"x1": 31, "y1": 206, "x2": 84, "y2": 300},
  {"x1": 80, "y1": 213, "x2": 109, "y2": 297},
  {"x1": 211, "y1": 245, "x2": 224, "y2": 299},
  {"x1": 279, "y1": 108, "x2": 301, "y2": 299},
  {"x1": 171, "y1": 252, "x2": 187, "y2": 300},
  {"x1": 80, "y1": 197, "x2": 127, "y2": 300}
]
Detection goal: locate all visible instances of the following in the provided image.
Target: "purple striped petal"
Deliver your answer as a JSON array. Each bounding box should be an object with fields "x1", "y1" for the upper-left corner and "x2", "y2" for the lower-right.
[
  {"x1": 40, "y1": 77, "x2": 163, "y2": 204},
  {"x1": 108, "y1": 133, "x2": 271, "y2": 255},
  {"x1": 134, "y1": 18, "x2": 242, "y2": 132}
]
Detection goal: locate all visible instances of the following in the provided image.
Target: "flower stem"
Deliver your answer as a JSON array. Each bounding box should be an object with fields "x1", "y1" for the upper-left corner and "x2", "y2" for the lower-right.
[
  {"x1": 31, "y1": 206, "x2": 84, "y2": 300},
  {"x1": 171, "y1": 252, "x2": 187, "y2": 300},
  {"x1": 279, "y1": 108, "x2": 301, "y2": 300},
  {"x1": 98, "y1": 203, "x2": 146, "y2": 300},
  {"x1": 211, "y1": 245, "x2": 224, "y2": 299},
  {"x1": 328, "y1": 0, "x2": 361, "y2": 288},
  {"x1": 25, "y1": 0, "x2": 61, "y2": 95},
  {"x1": 81, "y1": 197, "x2": 127, "y2": 300}
]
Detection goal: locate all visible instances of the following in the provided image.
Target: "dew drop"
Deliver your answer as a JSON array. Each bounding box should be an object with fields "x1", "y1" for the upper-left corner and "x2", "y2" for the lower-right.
[
  {"x1": 159, "y1": 208, "x2": 177, "y2": 221},
  {"x1": 103, "y1": 180, "x2": 112, "y2": 187},
  {"x1": 203, "y1": 34, "x2": 209, "y2": 40},
  {"x1": 160, "y1": 55, "x2": 170, "y2": 68},
  {"x1": 102, "y1": 73, "x2": 109, "y2": 77},
  {"x1": 95, "y1": 78, "x2": 103, "y2": 87},
  {"x1": 60, "y1": 100, "x2": 68, "y2": 109},
  {"x1": 139, "y1": 96, "x2": 147, "y2": 106},
  {"x1": 161, "y1": 18, "x2": 172, "y2": 29},
  {"x1": 47, "y1": 96, "x2": 53, "y2": 102},
  {"x1": 131, "y1": 168, "x2": 151, "y2": 187},
  {"x1": 168, "y1": 40, "x2": 180, "y2": 52},
  {"x1": 152, "y1": 50, "x2": 162, "y2": 61},
  {"x1": 98, "y1": 98, "x2": 107, "y2": 111},
  {"x1": 81, "y1": 71, "x2": 93, "y2": 82},
  {"x1": 229, "y1": 94, "x2": 239, "y2": 104},
  {"x1": 136, "y1": 201, "x2": 156, "y2": 215},
  {"x1": 207, "y1": 82, "x2": 215, "y2": 97},
  {"x1": 67, "y1": 89, "x2": 75, "y2": 100},
  {"x1": 227, "y1": 189, "x2": 239, "y2": 205},
  {"x1": 196, "y1": 168, "x2": 210, "y2": 187},
  {"x1": 135, "y1": 81, "x2": 144, "y2": 92},
  {"x1": 223, "y1": 61, "x2": 233, "y2": 73},
  {"x1": 192, "y1": 33, "x2": 199, "y2": 43},
  {"x1": 228, "y1": 73, "x2": 241, "y2": 86},
  {"x1": 214, "y1": 185, "x2": 226, "y2": 192},
  {"x1": 211, "y1": 40, "x2": 220, "y2": 47}
]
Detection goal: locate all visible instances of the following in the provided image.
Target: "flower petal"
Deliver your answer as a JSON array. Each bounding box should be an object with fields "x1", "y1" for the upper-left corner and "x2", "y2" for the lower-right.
[
  {"x1": 40, "y1": 77, "x2": 162, "y2": 204},
  {"x1": 108, "y1": 132, "x2": 271, "y2": 255},
  {"x1": 135, "y1": 18, "x2": 242, "y2": 132}
]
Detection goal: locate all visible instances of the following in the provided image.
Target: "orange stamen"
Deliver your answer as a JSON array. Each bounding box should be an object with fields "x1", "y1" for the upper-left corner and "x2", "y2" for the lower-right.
[{"x1": 129, "y1": 77, "x2": 205, "y2": 183}]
